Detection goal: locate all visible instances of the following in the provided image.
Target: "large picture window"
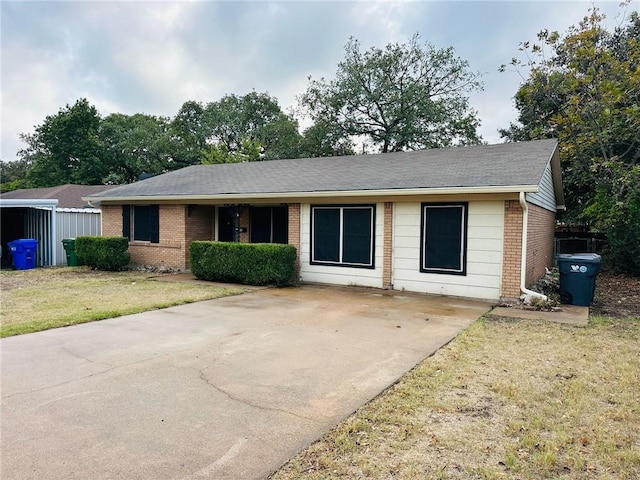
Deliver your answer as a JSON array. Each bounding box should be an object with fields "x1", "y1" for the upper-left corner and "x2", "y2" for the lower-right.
[
  {"x1": 420, "y1": 203, "x2": 467, "y2": 275},
  {"x1": 311, "y1": 205, "x2": 375, "y2": 268},
  {"x1": 123, "y1": 205, "x2": 159, "y2": 243}
]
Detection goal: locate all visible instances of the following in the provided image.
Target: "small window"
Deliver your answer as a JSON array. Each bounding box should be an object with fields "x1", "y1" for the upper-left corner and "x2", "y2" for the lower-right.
[
  {"x1": 311, "y1": 205, "x2": 375, "y2": 268},
  {"x1": 420, "y1": 203, "x2": 467, "y2": 275},
  {"x1": 123, "y1": 205, "x2": 159, "y2": 243}
]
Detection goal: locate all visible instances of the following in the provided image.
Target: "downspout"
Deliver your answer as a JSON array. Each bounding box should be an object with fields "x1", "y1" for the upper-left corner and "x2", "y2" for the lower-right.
[{"x1": 519, "y1": 192, "x2": 547, "y2": 302}]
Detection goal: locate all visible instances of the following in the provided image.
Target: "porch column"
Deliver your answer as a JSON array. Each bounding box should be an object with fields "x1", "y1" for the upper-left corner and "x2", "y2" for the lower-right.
[{"x1": 287, "y1": 203, "x2": 301, "y2": 277}]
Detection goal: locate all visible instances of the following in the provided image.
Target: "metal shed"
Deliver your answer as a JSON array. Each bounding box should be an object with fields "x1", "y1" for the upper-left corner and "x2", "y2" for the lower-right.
[
  {"x1": 54, "y1": 207, "x2": 102, "y2": 264},
  {"x1": 0, "y1": 199, "x2": 58, "y2": 267},
  {"x1": 1, "y1": 184, "x2": 111, "y2": 267}
]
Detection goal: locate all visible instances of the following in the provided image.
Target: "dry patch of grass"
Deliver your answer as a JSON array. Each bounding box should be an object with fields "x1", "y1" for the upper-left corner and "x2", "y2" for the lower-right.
[
  {"x1": 273, "y1": 316, "x2": 640, "y2": 480},
  {"x1": 0, "y1": 267, "x2": 246, "y2": 337}
]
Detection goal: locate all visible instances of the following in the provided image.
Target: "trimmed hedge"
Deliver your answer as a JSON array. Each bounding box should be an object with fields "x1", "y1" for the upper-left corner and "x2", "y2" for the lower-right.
[
  {"x1": 75, "y1": 236, "x2": 130, "y2": 271},
  {"x1": 190, "y1": 241, "x2": 297, "y2": 286}
]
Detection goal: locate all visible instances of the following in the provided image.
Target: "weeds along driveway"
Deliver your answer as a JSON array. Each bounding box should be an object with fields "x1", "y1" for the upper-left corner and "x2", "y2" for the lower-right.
[{"x1": 1, "y1": 284, "x2": 491, "y2": 480}]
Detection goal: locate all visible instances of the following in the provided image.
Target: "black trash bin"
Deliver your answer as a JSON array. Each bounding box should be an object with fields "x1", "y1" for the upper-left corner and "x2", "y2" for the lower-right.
[{"x1": 556, "y1": 253, "x2": 602, "y2": 306}]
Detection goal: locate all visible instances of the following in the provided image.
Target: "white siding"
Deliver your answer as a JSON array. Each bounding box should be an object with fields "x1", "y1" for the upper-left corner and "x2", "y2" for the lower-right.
[
  {"x1": 55, "y1": 209, "x2": 102, "y2": 265},
  {"x1": 392, "y1": 201, "x2": 504, "y2": 300},
  {"x1": 526, "y1": 161, "x2": 556, "y2": 212},
  {"x1": 299, "y1": 203, "x2": 384, "y2": 288}
]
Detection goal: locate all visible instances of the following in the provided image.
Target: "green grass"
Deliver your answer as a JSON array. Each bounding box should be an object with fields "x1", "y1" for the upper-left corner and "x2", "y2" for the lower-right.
[
  {"x1": 0, "y1": 267, "x2": 247, "y2": 337},
  {"x1": 272, "y1": 315, "x2": 640, "y2": 480}
]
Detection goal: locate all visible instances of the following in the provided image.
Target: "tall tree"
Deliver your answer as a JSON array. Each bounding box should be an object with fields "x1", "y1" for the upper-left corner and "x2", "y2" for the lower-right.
[
  {"x1": 501, "y1": 6, "x2": 640, "y2": 273},
  {"x1": 0, "y1": 158, "x2": 32, "y2": 192},
  {"x1": 201, "y1": 92, "x2": 303, "y2": 162},
  {"x1": 170, "y1": 100, "x2": 208, "y2": 167},
  {"x1": 298, "y1": 119, "x2": 355, "y2": 158},
  {"x1": 299, "y1": 34, "x2": 483, "y2": 153},
  {"x1": 100, "y1": 113, "x2": 175, "y2": 184},
  {"x1": 20, "y1": 99, "x2": 106, "y2": 186}
]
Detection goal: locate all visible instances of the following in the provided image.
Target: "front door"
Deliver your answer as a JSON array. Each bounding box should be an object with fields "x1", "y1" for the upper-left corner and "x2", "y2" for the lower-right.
[{"x1": 217, "y1": 207, "x2": 235, "y2": 242}]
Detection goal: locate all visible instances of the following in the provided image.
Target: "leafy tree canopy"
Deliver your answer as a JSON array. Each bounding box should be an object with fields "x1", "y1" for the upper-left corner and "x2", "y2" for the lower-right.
[
  {"x1": 20, "y1": 99, "x2": 105, "y2": 187},
  {"x1": 172, "y1": 92, "x2": 304, "y2": 164},
  {"x1": 7, "y1": 35, "x2": 486, "y2": 188},
  {"x1": 200, "y1": 92, "x2": 302, "y2": 162},
  {"x1": 100, "y1": 113, "x2": 175, "y2": 184},
  {"x1": 501, "y1": 4, "x2": 640, "y2": 273},
  {"x1": 299, "y1": 119, "x2": 355, "y2": 158},
  {"x1": 299, "y1": 34, "x2": 484, "y2": 153},
  {"x1": 170, "y1": 100, "x2": 208, "y2": 167},
  {"x1": 0, "y1": 158, "x2": 32, "y2": 192}
]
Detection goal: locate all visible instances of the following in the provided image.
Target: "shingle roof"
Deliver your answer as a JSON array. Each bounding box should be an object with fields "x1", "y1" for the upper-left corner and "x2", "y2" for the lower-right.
[
  {"x1": 1, "y1": 184, "x2": 114, "y2": 208},
  {"x1": 89, "y1": 139, "x2": 558, "y2": 200}
]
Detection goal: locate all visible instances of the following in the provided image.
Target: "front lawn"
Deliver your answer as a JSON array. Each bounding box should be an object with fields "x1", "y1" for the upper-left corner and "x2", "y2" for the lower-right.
[
  {"x1": 273, "y1": 314, "x2": 640, "y2": 479},
  {"x1": 0, "y1": 267, "x2": 246, "y2": 337}
]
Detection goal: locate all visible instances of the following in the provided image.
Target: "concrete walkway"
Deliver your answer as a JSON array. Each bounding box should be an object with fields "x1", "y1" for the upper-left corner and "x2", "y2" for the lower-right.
[
  {"x1": 1, "y1": 285, "x2": 491, "y2": 480},
  {"x1": 489, "y1": 304, "x2": 589, "y2": 326}
]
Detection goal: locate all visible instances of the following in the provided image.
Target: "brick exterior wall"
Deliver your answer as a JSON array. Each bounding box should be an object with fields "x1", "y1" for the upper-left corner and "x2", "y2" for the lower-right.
[
  {"x1": 501, "y1": 200, "x2": 523, "y2": 299},
  {"x1": 383, "y1": 202, "x2": 393, "y2": 289},
  {"x1": 184, "y1": 205, "x2": 215, "y2": 266},
  {"x1": 501, "y1": 200, "x2": 557, "y2": 299},
  {"x1": 288, "y1": 203, "x2": 301, "y2": 276},
  {"x1": 101, "y1": 204, "x2": 215, "y2": 270},
  {"x1": 101, "y1": 205, "x2": 123, "y2": 237},
  {"x1": 131, "y1": 205, "x2": 186, "y2": 269},
  {"x1": 525, "y1": 203, "x2": 555, "y2": 285}
]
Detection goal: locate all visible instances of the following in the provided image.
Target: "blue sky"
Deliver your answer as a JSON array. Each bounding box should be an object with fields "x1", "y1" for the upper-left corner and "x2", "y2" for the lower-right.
[{"x1": 0, "y1": 0, "x2": 630, "y2": 162}]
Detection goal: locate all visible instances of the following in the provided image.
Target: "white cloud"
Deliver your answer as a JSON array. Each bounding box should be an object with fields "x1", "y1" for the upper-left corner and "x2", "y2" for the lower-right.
[
  {"x1": 1, "y1": 41, "x2": 72, "y2": 156},
  {"x1": 0, "y1": 0, "x2": 633, "y2": 160}
]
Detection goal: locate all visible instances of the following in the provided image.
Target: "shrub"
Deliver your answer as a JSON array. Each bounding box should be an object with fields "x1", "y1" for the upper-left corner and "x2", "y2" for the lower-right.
[
  {"x1": 75, "y1": 236, "x2": 130, "y2": 271},
  {"x1": 190, "y1": 241, "x2": 297, "y2": 286}
]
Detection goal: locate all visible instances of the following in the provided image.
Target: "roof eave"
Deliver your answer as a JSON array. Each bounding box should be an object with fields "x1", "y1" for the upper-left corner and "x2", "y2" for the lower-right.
[
  {"x1": 549, "y1": 143, "x2": 565, "y2": 208},
  {"x1": 85, "y1": 185, "x2": 539, "y2": 204},
  {"x1": 0, "y1": 199, "x2": 59, "y2": 208}
]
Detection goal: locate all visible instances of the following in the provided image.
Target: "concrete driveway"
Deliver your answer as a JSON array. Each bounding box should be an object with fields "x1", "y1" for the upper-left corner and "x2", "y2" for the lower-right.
[{"x1": 1, "y1": 285, "x2": 491, "y2": 480}]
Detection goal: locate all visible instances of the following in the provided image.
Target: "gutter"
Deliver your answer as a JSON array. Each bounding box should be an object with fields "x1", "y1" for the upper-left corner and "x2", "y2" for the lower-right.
[
  {"x1": 519, "y1": 192, "x2": 547, "y2": 302},
  {"x1": 83, "y1": 184, "x2": 540, "y2": 204},
  {"x1": 0, "y1": 199, "x2": 58, "y2": 208}
]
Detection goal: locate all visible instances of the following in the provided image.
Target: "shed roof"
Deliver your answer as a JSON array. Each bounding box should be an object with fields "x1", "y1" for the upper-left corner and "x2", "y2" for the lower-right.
[
  {"x1": 1, "y1": 184, "x2": 113, "y2": 209},
  {"x1": 88, "y1": 139, "x2": 560, "y2": 202}
]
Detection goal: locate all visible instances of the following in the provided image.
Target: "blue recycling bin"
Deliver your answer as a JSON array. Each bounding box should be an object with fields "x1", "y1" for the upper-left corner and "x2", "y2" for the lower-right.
[
  {"x1": 8, "y1": 239, "x2": 38, "y2": 270},
  {"x1": 556, "y1": 253, "x2": 601, "y2": 306}
]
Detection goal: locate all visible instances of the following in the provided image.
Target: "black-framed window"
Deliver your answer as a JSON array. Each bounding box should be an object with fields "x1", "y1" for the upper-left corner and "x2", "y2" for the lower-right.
[
  {"x1": 311, "y1": 205, "x2": 375, "y2": 268},
  {"x1": 123, "y1": 205, "x2": 159, "y2": 243},
  {"x1": 420, "y1": 202, "x2": 467, "y2": 275},
  {"x1": 250, "y1": 206, "x2": 288, "y2": 244}
]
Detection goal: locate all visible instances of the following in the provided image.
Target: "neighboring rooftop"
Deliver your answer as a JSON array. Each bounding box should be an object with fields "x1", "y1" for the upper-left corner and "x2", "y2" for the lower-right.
[
  {"x1": 1, "y1": 184, "x2": 114, "y2": 209},
  {"x1": 89, "y1": 139, "x2": 559, "y2": 200}
]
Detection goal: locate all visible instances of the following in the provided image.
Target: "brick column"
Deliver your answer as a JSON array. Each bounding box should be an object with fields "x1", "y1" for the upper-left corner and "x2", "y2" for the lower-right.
[
  {"x1": 239, "y1": 207, "x2": 250, "y2": 243},
  {"x1": 383, "y1": 202, "x2": 393, "y2": 289},
  {"x1": 184, "y1": 205, "x2": 215, "y2": 267},
  {"x1": 501, "y1": 200, "x2": 523, "y2": 300},
  {"x1": 288, "y1": 203, "x2": 301, "y2": 276},
  {"x1": 101, "y1": 205, "x2": 123, "y2": 236}
]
